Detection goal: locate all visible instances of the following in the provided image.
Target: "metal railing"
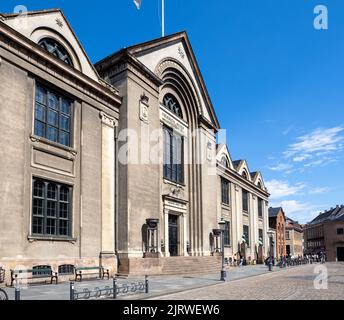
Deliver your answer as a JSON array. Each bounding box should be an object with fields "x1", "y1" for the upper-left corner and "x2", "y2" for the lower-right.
[{"x1": 70, "y1": 276, "x2": 149, "y2": 300}]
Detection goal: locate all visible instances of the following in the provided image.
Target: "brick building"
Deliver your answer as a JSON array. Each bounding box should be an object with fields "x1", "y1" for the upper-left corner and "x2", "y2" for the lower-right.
[{"x1": 268, "y1": 207, "x2": 286, "y2": 258}]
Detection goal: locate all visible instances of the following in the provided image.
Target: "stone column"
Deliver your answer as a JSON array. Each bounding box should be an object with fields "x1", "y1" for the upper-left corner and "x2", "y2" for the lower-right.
[
  {"x1": 183, "y1": 213, "x2": 188, "y2": 256},
  {"x1": 100, "y1": 112, "x2": 116, "y2": 254},
  {"x1": 164, "y1": 210, "x2": 170, "y2": 257}
]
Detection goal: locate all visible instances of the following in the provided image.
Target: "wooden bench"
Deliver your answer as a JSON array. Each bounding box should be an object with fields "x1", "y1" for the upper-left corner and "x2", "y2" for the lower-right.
[
  {"x1": 74, "y1": 266, "x2": 109, "y2": 282},
  {"x1": 10, "y1": 267, "x2": 58, "y2": 287}
]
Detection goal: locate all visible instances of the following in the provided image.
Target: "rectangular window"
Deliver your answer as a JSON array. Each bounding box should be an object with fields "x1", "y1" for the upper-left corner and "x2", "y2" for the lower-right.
[
  {"x1": 243, "y1": 225, "x2": 250, "y2": 246},
  {"x1": 286, "y1": 230, "x2": 290, "y2": 240},
  {"x1": 242, "y1": 189, "x2": 249, "y2": 212},
  {"x1": 224, "y1": 221, "x2": 230, "y2": 246},
  {"x1": 32, "y1": 178, "x2": 72, "y2": 237},
  {"x1": 34, "y1": 84, "x2": 72, "y2": 147},
  {"x1": 258, "y1": 198, "x2": 263, "y2": 218},
  {"x1": 221, "y1": 178, "x2": 230, "y2": 205},
  {"x1": 337, "y1": 228, "x2": 344, "y2": 235},
  {"x1": 163, "y1": 126, "x2": 184, "y2": 184},
  {"x1": 259, "y1": 229, "x2": 263, "y2": 245}
]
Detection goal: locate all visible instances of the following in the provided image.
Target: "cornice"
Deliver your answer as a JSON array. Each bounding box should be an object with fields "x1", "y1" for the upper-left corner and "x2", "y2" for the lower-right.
[{"x1": 0, "y1": 21, "x2": 122, "y2": 107}]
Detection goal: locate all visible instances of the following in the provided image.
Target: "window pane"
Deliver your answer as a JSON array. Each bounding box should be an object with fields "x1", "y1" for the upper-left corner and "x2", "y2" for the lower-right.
[
  {"x1": 47, "y1": 126, "x2": 58, "y2": 142},
  {"x1": 46, "y1": 218, "x2": 56, "y2": 235},
  {"x1": 61, "y1": 98, "x2": 71, "y2": 115},
  {"x1": 33, "y1": 181, "x2": 44, "y2": 197},
  {"x1": 60, "y1": 187, "x2": 69, "y2": 202},
  {"x1": 47, "y1": 201, "x2": 57, "y2": 217},
  {"x1": 59, "y1": 131, "x2": 70, "y2": 147},
  {"x1": 47, "y1": 109, "x2": 58, "y2": 126},
  {"x1": 59, "y1": 220, "x2": 69, "y2": 236},
  {"x1": 34, "y1": 121, "x2": 46, "y2": 138},
  {"x1": 33, "y1": 198, "x2": 44, "y2": 216},
  {"x1": 36, "y1": 86, "x2": 46, "y2": 104},
  {"x1": 48, "y1": 92, "x2": 59, "y2": 110},
  {"x1": 35, "y1": 104, "x2": 46, "y2": 122},
  {"x1": 60, "y1": 115, "x2": 70, "y2": 131},
  {"x1": 32, "y1": 217, "x2": 43, "y2": 234}
]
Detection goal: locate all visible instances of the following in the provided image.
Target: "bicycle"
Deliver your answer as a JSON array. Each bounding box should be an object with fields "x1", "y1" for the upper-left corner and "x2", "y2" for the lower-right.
[{"x1": 0, "y1": 268, "x2": 8, "y2": 300}]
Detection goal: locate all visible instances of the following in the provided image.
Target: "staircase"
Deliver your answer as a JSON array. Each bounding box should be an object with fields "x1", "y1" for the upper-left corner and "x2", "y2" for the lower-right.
[{"x1": 160, "y1": 256, "x2": 222, "y2": 275}]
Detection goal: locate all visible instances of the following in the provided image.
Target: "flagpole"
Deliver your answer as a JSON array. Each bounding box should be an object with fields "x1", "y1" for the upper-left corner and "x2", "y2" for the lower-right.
[{"x1": 162, "y1": 0, "x2": 165, "y2": 37}]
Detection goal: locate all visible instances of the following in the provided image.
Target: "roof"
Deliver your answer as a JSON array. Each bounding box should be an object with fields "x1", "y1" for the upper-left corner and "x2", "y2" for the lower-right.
[
  {"x1": 95, "y1": 31, "x2": 220, "y2": 130},
  {"x1": 232, "y1": 160, "x2": 242, "y2": 169},
  {"x1": 0, "y1": 8, "x2": 61, "y2": 18},
  {"x1": 309, "y1": 205, "x2": 344, "y2": 225},
  {"x1": 269, "y1": 207, "x2": 283, "y2": 218}
]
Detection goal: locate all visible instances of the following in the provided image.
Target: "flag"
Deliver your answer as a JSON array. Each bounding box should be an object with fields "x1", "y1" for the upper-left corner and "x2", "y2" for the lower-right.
[{"x1": 133, "y1": 0, "x2": 142, "y2": 10}]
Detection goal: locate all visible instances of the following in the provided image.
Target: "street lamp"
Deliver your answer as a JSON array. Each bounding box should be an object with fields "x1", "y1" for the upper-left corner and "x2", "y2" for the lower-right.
[{"x1": 218, "y1": 218, "x2": 227, "y2": 282}]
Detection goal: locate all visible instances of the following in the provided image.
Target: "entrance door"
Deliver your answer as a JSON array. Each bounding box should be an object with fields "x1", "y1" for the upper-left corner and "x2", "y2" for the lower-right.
[
  {"x1": 286, "y1": 245, "x2": 291, "y2": 256},
  {"x1": 337, "y1": 247, "x2": 344, "y2": 261},
  {"x1": 168, "y1": 215, "x2": 178, "y2": 256}
]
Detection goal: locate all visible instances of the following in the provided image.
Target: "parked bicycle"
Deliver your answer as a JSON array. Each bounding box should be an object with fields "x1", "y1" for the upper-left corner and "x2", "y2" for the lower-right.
[{"x1": 0, "y1": 268, "x2": 8, "y2": 300}]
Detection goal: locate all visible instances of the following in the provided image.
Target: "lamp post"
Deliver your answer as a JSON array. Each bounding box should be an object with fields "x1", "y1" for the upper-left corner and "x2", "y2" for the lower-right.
[
  {"x1": 218, "y1": 218, "x2": 227, "y2": 281},
  {"x1": 267, "y1": 231, "x2": 274, "y2": 271}
]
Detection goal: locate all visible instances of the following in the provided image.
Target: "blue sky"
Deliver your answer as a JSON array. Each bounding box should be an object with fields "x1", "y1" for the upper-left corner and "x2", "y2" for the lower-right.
[{"x1": 1, "y1": 0, "x2": 343, "y2": 223}]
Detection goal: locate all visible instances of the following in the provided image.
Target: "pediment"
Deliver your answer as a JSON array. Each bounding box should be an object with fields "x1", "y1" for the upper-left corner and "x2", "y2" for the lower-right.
[
  {"x1": 2, "y1": 9, "x2": 99, "y2": 82},
  {"x1": 126, "y1": 32, "x2": 219, "y2": 130}
]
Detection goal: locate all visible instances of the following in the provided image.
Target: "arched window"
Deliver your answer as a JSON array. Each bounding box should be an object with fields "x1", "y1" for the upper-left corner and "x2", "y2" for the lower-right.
[
  {"x1": 221, "y1": 156, "x2": 229, "y2": 168},
  {"x1": 242, "y1": 170, "x2": 248, "y2": 179},
  {"x1": 38, "y1": 38, "x2": 73, "y2": 66},
  {"x1": 257, "y1": 181, "x2": 262, "y2": 189},
  {"x1": 163, "y1": 94, "x2": 183, "y2": 118}
]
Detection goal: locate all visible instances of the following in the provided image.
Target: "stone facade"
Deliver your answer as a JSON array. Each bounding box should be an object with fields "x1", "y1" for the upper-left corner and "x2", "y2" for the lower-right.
[
  {"x1": 304, "y1": 205, "x2": 344, "y2": 261},
  {"x1": 269, "y1": 207, "x2": 286, "y2": 258},
  {"x1": 285, "y1": 217, "x2": 303, "y2": 257},
  {"x1": 0, "y1": 8, "x2": 270, "y2": 280},
  {"x1": 216, "y1": 145, "x2": 270, "y2": 264}
]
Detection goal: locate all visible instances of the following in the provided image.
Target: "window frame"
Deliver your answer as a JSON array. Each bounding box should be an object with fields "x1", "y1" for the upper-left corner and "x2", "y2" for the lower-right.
[
  {"x1": 243, "y1": 225, "x2": 250, "y2": 246},
  {"x1": 337, "y1": 228, "x2": 344, "y2": 235},
  {"x1": 34, "y1": 82, "x2": 73, "y2": 148},
  {"x1": 242, "y1": 189, "x2": 249, "y2": 213},
  {"x1": 31, "y1": 177, "x2": 73, "y2": 239},
  {"x1": 223, "y1": 221, "x2": 231, "y2": 246},
  {"x1": 258, "y1": 198, "x2": 263, "y2": 218},
  {"x1": 221, "y1": 178, "x2": 230, "y2": 205},
  {"x1": 163, "y1": 125, "x2": 184, "y2": 185}
]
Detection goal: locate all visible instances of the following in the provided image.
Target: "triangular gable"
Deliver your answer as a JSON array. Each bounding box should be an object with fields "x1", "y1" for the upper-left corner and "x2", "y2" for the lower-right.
[
  {"x1": 2, "y1": 9, "x2": 100, "y2": 82},
  {"x1": 126, "y1": 32, "x2": 220, "y2": 130},
  {"x1": 235, "y1": 159, "x2": 252, "y2": 182},
  {"x1": 251, "y1": 171, "x2": 266, "y2": 190},
  {"x1": 216, "y1": 144, "x2": 234, "y2": 170}
]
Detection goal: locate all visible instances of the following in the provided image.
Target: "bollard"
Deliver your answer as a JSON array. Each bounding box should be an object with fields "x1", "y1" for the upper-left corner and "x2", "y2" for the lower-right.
[
  {"x1": 145, "y1": 275, "x2": 149, "y2": 294},
  {"x1": 70, "y1": 282, "x2": 75, "y2": 301},
  {"x1": 14, "y1": 286, "x2": 20, "y2": 301},
  {"x1": 113, "y1": 277, "x2": 117, "y2": 299},
  {"x1": 14, "y1": 275, "x2": 20, "y2": 301}
]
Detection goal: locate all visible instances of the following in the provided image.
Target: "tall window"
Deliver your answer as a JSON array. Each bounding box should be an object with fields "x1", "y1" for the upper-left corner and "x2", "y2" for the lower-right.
[
  {"x1": 220, "y1": 156, "x2": 229, "y2": 168},
  {"x1": 38, "y1": 38, "x2": 73, "y2": 66},
  {"x1": 32, "y1": 178, "x2": 72, "y2": 237},
  {"x1": 242, "y1": 170, "x2": 248, "y2": 179},
  {"x1": 286, "y1": 230, "x2": 290, "y2": 240},
  {"x1": 259, "y1": 229, "x2": 264, "y2": 246},
  {"x1": 258, "y1": 198, "x2": 263, "y2": 218},
  {"x1": 163, "y1": 94, "x2": 183, "y2": 118},
  {"x1": 243, "y1": 225, "x2": 250, "y2": 246},
  {"x1": 163, "y1": 126, "x2": 184, "y2": 184},
  {"x1": 242, "y1": 189, "x2": 249, "y2": 212},
  {"x1": 224, "y1": 221, "x2": 230, "y2": 246},
  {"x1": 35, "y1": 84, "x2": 72, "y2": 147},
  {"x1": 221, "y1": 178, "x2": 230, "y2": 205}
]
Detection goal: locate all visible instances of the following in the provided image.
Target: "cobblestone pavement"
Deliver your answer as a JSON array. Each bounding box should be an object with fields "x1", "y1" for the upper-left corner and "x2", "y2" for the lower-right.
[
  {"x1": 2, "y1": 264, "x2": 280, "y2": 300},
  {"x1": 149, "y1": 263, "x2": 344, "y2": 300}
]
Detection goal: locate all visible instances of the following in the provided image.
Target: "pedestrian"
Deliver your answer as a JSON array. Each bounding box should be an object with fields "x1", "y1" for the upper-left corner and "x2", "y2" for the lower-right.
[{"x1": 239, "y1": 256, "x2": 244, "y2": 267}]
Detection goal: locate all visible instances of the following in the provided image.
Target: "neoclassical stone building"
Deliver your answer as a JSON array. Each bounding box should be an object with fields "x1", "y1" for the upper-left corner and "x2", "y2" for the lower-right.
[
  {"x1": 216, "y1": 145, "x2": 270, "y2": 264},
  {"x1": 0, "y1": 8, "x2": 269, "y2": 278}
]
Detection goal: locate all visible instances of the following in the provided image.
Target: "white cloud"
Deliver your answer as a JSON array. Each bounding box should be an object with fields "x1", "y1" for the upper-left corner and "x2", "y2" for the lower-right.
[
  {"x1": 267, "y1": 163, "x2": 293, "y2": 172},
  {"x1": 283, "y1": 127, "x2": 344, "y2": 164},
  {"x1": 270, "y1": 200, "x2": 324, "y2": 224},
  {"x1": 265, "y1": 180, "x2": 305, "y2": 199},
  {"x1": 309, "y1": 187, "x2": 330, "y2": 195}
]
